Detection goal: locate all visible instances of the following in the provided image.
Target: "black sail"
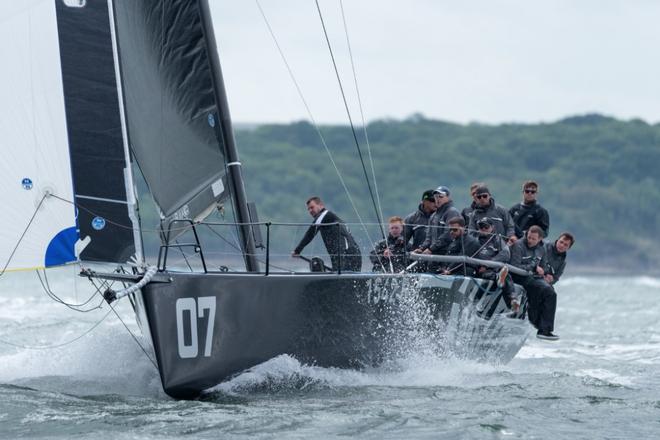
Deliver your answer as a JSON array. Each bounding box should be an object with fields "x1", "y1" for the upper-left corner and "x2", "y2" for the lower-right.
[
  {"x1": 55, "y1": 0, "x2": 136, "y2": 263},
  {"x1": 112, "y1": 0, "x2": 230, "y2": 227}
]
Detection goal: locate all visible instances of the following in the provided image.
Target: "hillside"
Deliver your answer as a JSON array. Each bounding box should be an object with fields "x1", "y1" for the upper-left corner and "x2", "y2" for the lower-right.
[{"x1": 233, "y1": 114, "x2": 660, "y2": 273}]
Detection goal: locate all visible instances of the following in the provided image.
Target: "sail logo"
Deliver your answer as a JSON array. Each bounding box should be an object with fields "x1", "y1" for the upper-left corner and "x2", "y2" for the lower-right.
[
  {"x1": 91, "y1": 216, "x2": 106, "y2": 230},
  {"x1": 172, "y1": 204, "x2": 191, "y2": 221},
  {"x1": 207, "y1": 113, "x2": 216, "y2": 128},
  {"x1": 22, "y1": 178, "x2": 33, "y2": 190},
  {"x1": 61, "y1": 0, "x2": 87, "y2": 7}
]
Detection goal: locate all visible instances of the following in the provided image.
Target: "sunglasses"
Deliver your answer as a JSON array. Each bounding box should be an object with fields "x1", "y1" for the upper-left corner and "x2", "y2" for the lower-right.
[
  {"x1": 524, "y1": 189, "x2": 537, "y2": 194},
  {"x1": 478, "y1": 224, "x2": 491, "y2": 229},
  {"x1": 476, "y1": 194, "x2": 489, "y2": 199}
]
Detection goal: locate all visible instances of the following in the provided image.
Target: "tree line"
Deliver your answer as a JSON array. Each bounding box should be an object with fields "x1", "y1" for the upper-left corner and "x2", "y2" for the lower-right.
[{"x1": 233, "y1": 113, "x2": 660, "y2": 274}]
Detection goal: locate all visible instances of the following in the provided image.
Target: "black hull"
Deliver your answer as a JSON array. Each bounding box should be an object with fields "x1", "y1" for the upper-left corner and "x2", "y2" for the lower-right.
[{"x1": 138, "y1": 272, "x2": 531, "y2": 398}]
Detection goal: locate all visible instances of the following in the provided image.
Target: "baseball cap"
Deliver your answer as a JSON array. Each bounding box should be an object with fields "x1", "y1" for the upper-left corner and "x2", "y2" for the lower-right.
[
  {"x1": 477, "y1": 217, "x2": 493, "y2": 228},
  {"x1": 421, "y1": 189, "x2": 435, "y2": 201},
  {"x1": 433, "y1": 185, "x2": 450, "y2": 197},
  {"x1": 474, "y1": 186, "x2": 490, "y2": 196}
]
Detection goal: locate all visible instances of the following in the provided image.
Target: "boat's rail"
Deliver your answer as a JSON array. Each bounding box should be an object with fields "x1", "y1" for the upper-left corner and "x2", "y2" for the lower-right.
[{"x1": 155, "y1": 219, "x2": 530, "y2": 277}]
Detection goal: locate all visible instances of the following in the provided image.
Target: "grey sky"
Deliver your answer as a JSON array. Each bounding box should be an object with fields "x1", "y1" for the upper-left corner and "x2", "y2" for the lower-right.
[{"x1": 210, "y1": 1, "x2": 660, "y2": 125}]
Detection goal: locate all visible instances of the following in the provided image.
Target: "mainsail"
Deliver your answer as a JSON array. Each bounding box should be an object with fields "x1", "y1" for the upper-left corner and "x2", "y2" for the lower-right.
[{"x1": 112, "y1": 0, "x2": 231, "y2": 227}]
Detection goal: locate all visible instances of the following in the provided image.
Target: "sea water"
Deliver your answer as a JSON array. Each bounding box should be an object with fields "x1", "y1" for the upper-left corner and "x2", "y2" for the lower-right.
[{"x1": 1, "y1": 270, "x2": 659, "y2": 439}]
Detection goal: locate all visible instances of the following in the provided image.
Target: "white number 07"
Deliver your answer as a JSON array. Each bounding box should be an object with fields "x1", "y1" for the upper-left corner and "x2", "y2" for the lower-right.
[{"x1": 175, "y1": 297, "x2": 216, "y2": 359}]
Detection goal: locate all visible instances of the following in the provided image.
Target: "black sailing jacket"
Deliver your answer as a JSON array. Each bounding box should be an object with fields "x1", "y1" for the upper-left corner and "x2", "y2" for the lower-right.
[
  {"x1": 294, "y1": 209, "x2": 360, "y2": 259},
  {"x1": 404, "y1": 204, "x2": 434, "y2": 250},
  {"x1": 541, "y1": 241, "x2": 566, "y2": 284},
  {"x1": 509, "y1": 200, "x2": 550, "y2": 238}
]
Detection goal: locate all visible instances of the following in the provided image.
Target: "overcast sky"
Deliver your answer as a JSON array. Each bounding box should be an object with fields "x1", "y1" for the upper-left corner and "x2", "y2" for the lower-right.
[{"x1": 210, "y1": 1, "x2": 660, "y2": 125}]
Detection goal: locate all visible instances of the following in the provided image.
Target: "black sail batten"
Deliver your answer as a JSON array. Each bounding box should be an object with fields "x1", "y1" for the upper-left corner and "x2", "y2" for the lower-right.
[
  {"x1": 112, "y1": 0, "x2": 231, "y2": 235},
  {"x1": 198, "y1": 0, "x2": 259, "y2": 272},
  {"x1": 55, "y1": 0, "x2": 136, "y2": 263}
]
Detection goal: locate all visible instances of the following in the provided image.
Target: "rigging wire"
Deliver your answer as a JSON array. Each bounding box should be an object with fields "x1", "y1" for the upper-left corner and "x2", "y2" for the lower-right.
[
  {"x1": 0, "y1": 193, "x2": 48, "y2": 277},
  {"x1": 254, "y1": 0, "x2": 389, "y2": 272},
  {"x1": 86, "y1": 276, "x2": 159, "y2": 369},
  {"x1": 314, "y1": 0, "x2": 385, "y2": 242},
  {"x1": 203, "y1": 224, "x2": 296, "y2": 272},
  {"x1": 174, "y1": 238, "x2": 194, "y2": 272},
  {"x1": 105, "y1": 297, "x2": 159, "y2": 370},
  {"x1": 338, "y1": 0, "x2": 385, "y2": 225}
]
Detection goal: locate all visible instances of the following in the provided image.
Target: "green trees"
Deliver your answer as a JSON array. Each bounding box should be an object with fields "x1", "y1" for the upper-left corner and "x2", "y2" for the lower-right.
[{"x1": 235, "y1": 114, "x2": 660, "y2": 273}]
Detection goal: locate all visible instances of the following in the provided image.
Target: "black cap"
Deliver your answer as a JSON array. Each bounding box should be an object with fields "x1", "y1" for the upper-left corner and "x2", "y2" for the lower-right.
[
  {"x1": 474, "y1": 186, "x2": 490, "y2": 196},
  {"x1": 477, "y1": 217, "x2": 493, "y2": 228},
  {"x1": 421, "y1": 189, "x2": 435, "y2": 201}
]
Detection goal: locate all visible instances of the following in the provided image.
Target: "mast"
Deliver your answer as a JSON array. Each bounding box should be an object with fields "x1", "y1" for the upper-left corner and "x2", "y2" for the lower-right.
[{"x1": 198, "y1": 0, "x2": 259, "y2": 272}]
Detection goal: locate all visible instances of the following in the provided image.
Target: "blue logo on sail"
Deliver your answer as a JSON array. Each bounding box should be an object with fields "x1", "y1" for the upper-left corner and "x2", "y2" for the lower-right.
[
  {"x1": 91, "y1": 216, "x2": 106, "y2": 230},
  {"x1": 207, "y1": 113, "x2": 216, "y2": 127},
  {"x1": 22, "y1": 178, "x2": 33, "y2": 190}
]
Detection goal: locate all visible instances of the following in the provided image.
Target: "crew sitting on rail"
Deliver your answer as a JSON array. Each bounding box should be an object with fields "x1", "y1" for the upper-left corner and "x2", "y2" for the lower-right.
[
  {"x1": 474, "y1": 217, "x2": 517, "y2": 308},
  {"x1": 541, "y1": 232, "x2": 574, "y2": 285},
  {"x1": 413, "y1": 185, "x2": 459, "y2": 256},
  {"x1": 509, "y1": 225, "x2": 559, "y2": 340},
  {"x1": 437, "y1": 217, "x2": 481, "y2": 276},
  {"x1": 404, "y1": 189, "x2": 437, "y2": 250},
  {"x1": 370, "y1": 216, "x2": 410, "y2": 272}
]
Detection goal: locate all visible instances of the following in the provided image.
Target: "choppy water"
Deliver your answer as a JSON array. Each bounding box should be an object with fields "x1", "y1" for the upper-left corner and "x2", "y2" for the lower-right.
[{"x1": 1, "y1": 269, "x2": 659, "y2": 439}]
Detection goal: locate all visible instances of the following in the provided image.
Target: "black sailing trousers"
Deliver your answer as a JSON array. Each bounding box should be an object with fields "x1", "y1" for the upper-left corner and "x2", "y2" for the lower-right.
[{"x1": 514, "y1": 275, "x2": 557, "y2": 332}]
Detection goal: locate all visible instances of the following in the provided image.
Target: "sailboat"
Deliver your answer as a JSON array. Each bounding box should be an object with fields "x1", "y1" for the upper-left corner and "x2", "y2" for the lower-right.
[{"x1": 1, "y1": 0, "x2": 532, "y2": 399}]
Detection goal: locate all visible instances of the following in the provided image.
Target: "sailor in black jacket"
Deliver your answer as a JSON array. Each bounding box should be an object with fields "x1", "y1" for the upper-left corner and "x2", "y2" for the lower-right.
[
  {"x1": 509, "y1": 180, "x2": 550, "y2": 240},
  {"x1": 370, "y1": 217, "x2": 409, "y2": 272},
  {"x1": 468, "y1": 186, "x2": 516, "y2": 243},
  {"x1": 293, "y1": 197, "x2": 362, "y2": 271},
  {"x1": 474, "y1": 218, "x2": 510, "y2": 276},
  {"x1": 541, "y1": 232, "x2": 574, "y2": 285},
  {"x1": 415, "y1": 186, "x2": 459, "y2": 254},
  {"x1": 509, "y1": 226, "x2": 559, "y2": 340},
  {"x1": 404, "y1": 189, "x2": 436, "y2": 250},
  {"x1": 439, "y1": 217, "x2": 481, "y2": 276}
]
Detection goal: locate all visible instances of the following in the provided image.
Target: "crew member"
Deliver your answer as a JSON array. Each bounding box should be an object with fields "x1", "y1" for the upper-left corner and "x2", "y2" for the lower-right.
[
  {"x1": 509, "y1": 180, "x2": 550, "y2": 242},
  {"x1": 541, "y1": 232, "x2": 575, "y2": 285},
  {"x1": 510, "y1": 226, "x2": 558, "y2": 340},
  {"x1": 292, "y1": 196, "x2": 362, "y2": 272},
  {"x1": 404, "y1": 189, "x2": 436, "y2": 250},
  {"x1": 370, "y1": 216, "x2": 409, "y2": 272}
]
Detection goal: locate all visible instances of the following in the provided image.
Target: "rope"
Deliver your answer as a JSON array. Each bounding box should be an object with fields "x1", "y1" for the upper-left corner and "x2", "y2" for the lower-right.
[
  {"x1": 106, "y1": 266, "x2": 158, "y2": 302},
  {"x1": 37, "y1": 268, "x2": 105, "y2": 312}
]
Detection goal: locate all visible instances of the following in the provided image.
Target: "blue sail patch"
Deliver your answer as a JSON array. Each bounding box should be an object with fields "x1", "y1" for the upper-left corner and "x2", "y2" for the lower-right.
[{"x1": 45, "y1": 226, "x2": 79, "y2": 267}]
